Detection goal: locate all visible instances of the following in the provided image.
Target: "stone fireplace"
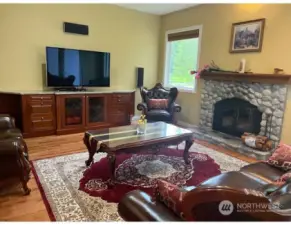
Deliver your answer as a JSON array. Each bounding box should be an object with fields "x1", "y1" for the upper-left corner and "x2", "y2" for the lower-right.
[{"x1": 199, "y1": 79, "x2": 288, "y2": 144}]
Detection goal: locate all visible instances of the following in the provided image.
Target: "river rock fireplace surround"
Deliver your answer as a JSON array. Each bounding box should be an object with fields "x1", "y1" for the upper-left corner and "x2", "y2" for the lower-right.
[{"x1": 199, "y1": 72, "x2": 290, "y2": 146}]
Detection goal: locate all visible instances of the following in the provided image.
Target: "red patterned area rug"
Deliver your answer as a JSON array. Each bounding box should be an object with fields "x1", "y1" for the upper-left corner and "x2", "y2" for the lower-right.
[
  {"x1": 79, "y1": 148, "x2": 221, "y2": 203},
  {"x1": 31, "y1": 142, "x2": 248, "y2": 221}
]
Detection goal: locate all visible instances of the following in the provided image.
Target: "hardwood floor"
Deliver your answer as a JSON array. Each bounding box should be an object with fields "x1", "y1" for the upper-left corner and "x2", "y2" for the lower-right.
[{"x1": 0, "y1": 133, "x2": 256, "y2": 221}]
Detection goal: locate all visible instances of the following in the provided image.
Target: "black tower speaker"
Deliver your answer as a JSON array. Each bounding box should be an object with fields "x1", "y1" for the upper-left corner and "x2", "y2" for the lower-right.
[
  {"x1": 137, "y1": 67, "x2": 144, "y2": 88},
  {"x1": 63, "y1": 22, "x2": 89, "y2": 35}
]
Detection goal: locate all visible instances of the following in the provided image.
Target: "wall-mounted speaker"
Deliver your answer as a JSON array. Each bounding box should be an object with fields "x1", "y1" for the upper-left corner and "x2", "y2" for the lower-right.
[
  {"x1": 137, "y1": 67, "x2": 144, "y2": 88},
  {"x1": 63, "y1": 22, "x2": 89, "y2": 35}
]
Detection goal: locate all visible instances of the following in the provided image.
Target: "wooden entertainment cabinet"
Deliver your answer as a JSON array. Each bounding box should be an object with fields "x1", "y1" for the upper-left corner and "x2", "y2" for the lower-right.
[{"x1": 0, "y1": 91, "x2": 135, "y2": 138}]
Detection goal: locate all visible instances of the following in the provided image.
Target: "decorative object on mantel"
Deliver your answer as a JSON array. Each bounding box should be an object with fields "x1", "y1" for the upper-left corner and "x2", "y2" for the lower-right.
[
  {"x1": 238, "y1": 58, "x2": 246, "y2": 73},
  {"x1": 241, "y1": 132, "x2": 273, "y2": 152},
  {"x1": 190, "y1": 60, "x2": 237, "y2": 79},
  {"x1": 230, "y1": 18, "x2": 265, "y2": 53},
  {"x1": 274, "y1": 68, "x2": 284, "y2": 75},
  {"x1": 236, "y1": 59, "x2": 252, "y2": 73}
]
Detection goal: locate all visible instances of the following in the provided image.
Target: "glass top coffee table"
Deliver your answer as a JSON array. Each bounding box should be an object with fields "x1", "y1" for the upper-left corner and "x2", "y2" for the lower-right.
[{"x1": 83, "y1": 122, "x2": 194, "y2": 185}]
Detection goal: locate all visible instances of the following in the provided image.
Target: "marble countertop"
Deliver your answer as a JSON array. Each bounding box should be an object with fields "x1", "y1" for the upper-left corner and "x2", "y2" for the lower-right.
[{"x1": 0, "y1": 89, "x2": 136, "y2": 95}]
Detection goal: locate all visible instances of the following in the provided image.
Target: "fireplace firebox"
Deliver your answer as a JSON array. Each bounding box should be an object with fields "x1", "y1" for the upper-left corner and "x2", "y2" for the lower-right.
[{"x1": 212, "y1": 98, "x2": 262, "y2": 137}]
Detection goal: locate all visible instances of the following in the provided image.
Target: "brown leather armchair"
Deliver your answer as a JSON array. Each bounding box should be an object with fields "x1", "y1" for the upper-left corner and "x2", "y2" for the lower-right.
[
  {"x1": 0, "y1": 114, "x2": 23, "y2": 139},
  {"x1": 0, "y1": 114, "x2": 31, "y2": 195},
  {"x1": 137, "y1": 83, "x2": 181, "y2": 123},
  {"x1": 118, "y1": 162, "x2": 291, "y2": 221}
]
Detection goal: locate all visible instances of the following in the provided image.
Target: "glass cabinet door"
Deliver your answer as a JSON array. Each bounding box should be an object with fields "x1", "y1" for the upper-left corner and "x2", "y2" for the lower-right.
[
  {"x1": 87, "y1": 96, "x2": 106, "y2": 124},
  {"x1": 64, "y1": 97, "x2": 83, "y2": 126}
]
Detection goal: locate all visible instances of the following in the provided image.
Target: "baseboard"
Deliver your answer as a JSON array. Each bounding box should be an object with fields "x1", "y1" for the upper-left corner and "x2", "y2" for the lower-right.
[{"x1": 177, "y1": 120, "x2": 198, "y2": 129}]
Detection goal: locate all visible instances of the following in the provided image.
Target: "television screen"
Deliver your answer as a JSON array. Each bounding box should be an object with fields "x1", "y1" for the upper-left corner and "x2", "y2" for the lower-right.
[{"x1": 46, "y1": 47, "x2": 110, "y2": 87}]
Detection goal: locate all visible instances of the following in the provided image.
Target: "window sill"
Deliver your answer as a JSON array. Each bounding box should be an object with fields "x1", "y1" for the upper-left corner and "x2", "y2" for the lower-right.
[
  {"x1": 178, "y1": 88, "x2": 196, "y2": 94},
  {"x1": 164, "y1": 85, "x2": 196, "y2": 94}
]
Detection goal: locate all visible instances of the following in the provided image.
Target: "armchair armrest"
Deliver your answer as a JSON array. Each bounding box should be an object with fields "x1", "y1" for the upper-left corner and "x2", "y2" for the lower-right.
[
  {"x1": 0, "y1": 138, "x2": 31, "y2": 195},
  {"x1": 137, "y1": 102, "x2": 148, "y2": 114},
  {"x1": 0, "y1": 138, "x2": 28, "y2": 161},
  {"x1": 181, "y1": 187, "x2": 285, "y2": 221},
  {"x1": 0, "y1": 139, "x2": 20, "y2": 155},
  {"x1": 169, "y1": 103, "x2": 181, "y2": 113},
  {"x1": 0, "y1": 114, "x2": 16, "y2": 129},
  {"x1": 118, "y1": 190, "x2": 181, "y2": 221}
]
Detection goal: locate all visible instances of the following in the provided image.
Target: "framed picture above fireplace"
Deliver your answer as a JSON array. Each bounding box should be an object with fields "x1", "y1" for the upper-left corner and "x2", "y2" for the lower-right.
[{"x1": 230, "y1": 18, "x2": 265, "y2": 53}]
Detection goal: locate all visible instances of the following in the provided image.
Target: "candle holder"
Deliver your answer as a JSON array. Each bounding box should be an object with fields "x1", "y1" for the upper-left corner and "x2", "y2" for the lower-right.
[
  {"x1": 137, "y1": 114, "x2": 147, "y2": 134},
  {"x1": 137, "y1": 123, "x2": 146, "y2": 134}
]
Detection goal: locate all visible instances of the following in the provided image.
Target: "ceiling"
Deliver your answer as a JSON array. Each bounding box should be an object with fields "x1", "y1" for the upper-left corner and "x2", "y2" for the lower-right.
[{"x1": 117, "y1": 4, "x2": 199, "y2": 15}]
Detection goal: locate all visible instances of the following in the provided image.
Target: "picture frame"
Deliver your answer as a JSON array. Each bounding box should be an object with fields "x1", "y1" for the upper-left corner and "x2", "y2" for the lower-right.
[{"x1": 229, "y1": 18, "x2": 265, "y2": 53}]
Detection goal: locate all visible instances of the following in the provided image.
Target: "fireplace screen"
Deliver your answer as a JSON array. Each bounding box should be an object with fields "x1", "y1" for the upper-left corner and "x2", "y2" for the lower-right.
[{"x1": 212, "y1": 98, "x2": 262, "y2": 137}]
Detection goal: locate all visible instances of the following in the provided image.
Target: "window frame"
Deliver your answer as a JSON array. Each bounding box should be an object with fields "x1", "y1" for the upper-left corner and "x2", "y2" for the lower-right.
[{"x1": 163, "y1": 25, "x2": 203, "y2": 93}]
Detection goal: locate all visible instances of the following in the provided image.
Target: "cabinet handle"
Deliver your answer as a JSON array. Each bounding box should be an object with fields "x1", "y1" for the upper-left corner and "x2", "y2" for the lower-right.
[
  {"x1": 41, "y1": 117, "x2": 44, "y2": 120},
  {"x1": 41, "y1": 97, "x2": 43, "y2": 100}
]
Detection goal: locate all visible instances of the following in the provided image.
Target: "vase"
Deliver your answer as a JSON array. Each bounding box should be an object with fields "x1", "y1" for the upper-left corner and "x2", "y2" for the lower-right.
[{"x1": 137, "y1": 123, "x2": 146, "y2": 134}]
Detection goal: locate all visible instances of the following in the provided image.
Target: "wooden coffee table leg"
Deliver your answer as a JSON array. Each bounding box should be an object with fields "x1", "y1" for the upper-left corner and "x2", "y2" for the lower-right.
[
  {"x1": 85, "y1": 150, "x2": 95, "y2": 167},
  {"x1": 107, "y1": 153, "x2": 116, "y2": 186},
  {"x1": 184, "y1": 138, "x2": 194, "y2": 164},
  {"x1": 84, "y1": 134, "x2": 96, "y2": 167}
]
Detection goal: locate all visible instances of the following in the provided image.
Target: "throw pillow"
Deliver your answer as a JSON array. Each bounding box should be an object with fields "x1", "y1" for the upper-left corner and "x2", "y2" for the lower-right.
[
  {"x1": 155, "y1": 179, "x2": 186, "y2": 219},
  {"x1": 276, "y1": 171, "x2": 291, "y2": 183},
  {"x1": 148, "y1": 99, "x2": 168, "y2": 110},
  {"x1": 267, "y1": 143, "x2": 291, "y2": 171}
]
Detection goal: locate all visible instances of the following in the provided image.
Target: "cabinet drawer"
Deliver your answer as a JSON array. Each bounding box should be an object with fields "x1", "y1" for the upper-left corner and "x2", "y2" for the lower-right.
[
  {"x1": 29, "y1": 104, "x2": 53, "y2": 114},
  {"x1": 31, "y1": 120, "x2": 54, "y2": 130},
  {"x1": 112, "y1": 94, "x2": 131, "y2": 104},
  {"x1": 31, "y1": 114, "x2": 53, "y2": 121},
  {"x1": 31, "y1": 115, "x2": 54, "y2": 130},
  {"x1": 28, "y1": 95, "x2": 54, "y2": 105},
  {"x1": 29, "y1": 95, "x2": 54, "y2": 101},
  {"x1": 29, "y1": 100, "x2": 53, "y2": 106}
]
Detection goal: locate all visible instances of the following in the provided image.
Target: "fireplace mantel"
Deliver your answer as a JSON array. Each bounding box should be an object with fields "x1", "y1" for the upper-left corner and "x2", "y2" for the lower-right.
[{"x1": 200, "y1": 72, "x2": 291, "y2": 84}]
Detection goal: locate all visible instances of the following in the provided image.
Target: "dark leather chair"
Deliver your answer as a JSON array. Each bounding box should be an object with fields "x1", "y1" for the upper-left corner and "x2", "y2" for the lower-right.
[
  {"x1": 0, "y1": 114, "x2": 23, "y2": 139},
  {"x1": 118, "y1": 162, "x2": 291, "y2": 221},
  {"x1": 137, "y1": 83, "x2": 181, "y2": 123},
  {"x1": 0, "y1": 115, "x2": 31, "y2": 195}
]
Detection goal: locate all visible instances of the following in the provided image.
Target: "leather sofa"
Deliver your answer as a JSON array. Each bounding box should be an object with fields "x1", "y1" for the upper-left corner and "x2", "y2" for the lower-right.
[
  {"x1": 118, "y1": 161, "x2": 291, "y2": 221},
  {"x1": 0, "y1": 114, "x2": 31, "y2": 195},
  {"x1": 137, "y1": 83, "x2": 181, "y2": 123}
]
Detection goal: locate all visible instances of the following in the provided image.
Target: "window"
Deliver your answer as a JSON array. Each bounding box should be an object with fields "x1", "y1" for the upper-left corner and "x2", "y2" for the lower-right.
[{"x1": 164, "y1": 26, "x2": 202, "y2": 92}]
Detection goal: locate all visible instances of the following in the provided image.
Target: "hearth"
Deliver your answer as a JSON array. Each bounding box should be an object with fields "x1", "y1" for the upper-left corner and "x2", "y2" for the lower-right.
[{"x1": 212, "y1": 98, "x2": 262, "y2": 137}]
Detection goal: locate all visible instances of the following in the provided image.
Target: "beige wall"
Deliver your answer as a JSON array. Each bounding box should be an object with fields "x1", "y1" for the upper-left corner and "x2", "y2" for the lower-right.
[
  {"x1": 0, "y1": 4, "x2": 161, "y2": 111},
  {"x1": 159, "y1": 4, "x2": 291, "y2": 144}
]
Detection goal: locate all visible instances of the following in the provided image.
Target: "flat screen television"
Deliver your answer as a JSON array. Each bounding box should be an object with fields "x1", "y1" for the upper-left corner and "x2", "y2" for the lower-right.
[{"x1": 46, "y1": 47, "x2": 110, "y2": 87}]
